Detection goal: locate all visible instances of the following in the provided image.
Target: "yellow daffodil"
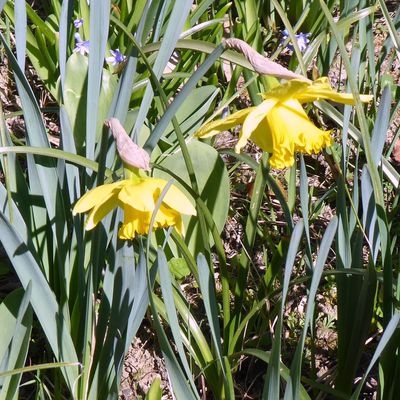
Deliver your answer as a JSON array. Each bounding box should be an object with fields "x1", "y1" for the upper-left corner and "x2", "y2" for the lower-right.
[
  {"x1": 195, "y1": 77, "x2": 372, "y2": 169},
  {"x1": 73, "y1": 176, "x2": 196, "y2": 240}
]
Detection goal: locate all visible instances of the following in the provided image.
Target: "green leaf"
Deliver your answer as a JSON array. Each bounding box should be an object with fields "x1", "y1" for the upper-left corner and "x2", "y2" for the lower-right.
[
  {"x1": 133, "y1": 0, "x2": 193, "y2": 139},
  {"x1": 87, "y1": 244, "x2": 150, "y2": 400},
  {"x1": 2, "y1": 3, "x2": 58, "y2": 96},
  {"x1": 143, "y1": 43, "x2": 225, "y2": 152},
  {"x1": 168, "y1": 258, "x2": 191, "y2": 280},
  {"x1": 14, "y1": 0, "x2": 27, "y2": 71},
  {"x1": 145, "y1": 376, "x2": 162, "y2": 400},
  {"x1": 0, "y1": 146, "x2": 111, "y2": 178},
  {"x1": 0, "y1": 213, "x2": 79, "y2": 392},
  {"x1": 371, "y1": 86, "x2": 391, "y2": 166},
  {"x1": 197, "y1": 253, "x2": 223, "y2": 356},
  {"x1": 264, "y1": 221, "x2": 304, "y2": 399},
  {"x1": 315, "y1": 100, "x2": 400, "y2": 188},
  {"x1": 158, "y1": 85, "x2": 219, "y2": 148},
  {"x1": 86, "y1": 0, "x2": 111, "y2": 161},
  {"x1": 0, "y1": 362, "x2": 79, "y2": 379},
  {"x1": 197, "y1": 254, "x2": 234, "y2": 397},
  {"x1": 0, "y1": 31, "x2": 70, "y2": 277},
  {"x1": 377, "y1": 0, "x2": 400, "y2": 59},
  {"x1": 146, "y1": 247, "x2": 199, "y2": 400},
  {"x1": 351, "y1": 313, "x2": 400, "y2": 400},
  {"x1": 63, "y1": 53, "x2": 117, "y2": 153},
  {"x1": 0, "y1": 285, "x2": 32, "y2": 399},
  {"x1": 243, "y1": 349, "x2": 311, "y2": 400},
  {"x1": 285, "y1": 217, "x2": 338, "y2": 399},
  {"x1": 154, "y1": 140, "x2": 230, "y2": 255},
  {"x1": 157, "y1": 249, "x2": 198, "y2": 395},
  {"x1": 0, "y1": 289, "x2": 29, "y2": 367}
]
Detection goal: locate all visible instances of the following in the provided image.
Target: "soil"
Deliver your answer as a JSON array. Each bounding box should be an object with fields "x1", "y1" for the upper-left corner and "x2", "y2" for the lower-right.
[{"x1": 120, "y1": 334, "x2": 170, "y2": 400}]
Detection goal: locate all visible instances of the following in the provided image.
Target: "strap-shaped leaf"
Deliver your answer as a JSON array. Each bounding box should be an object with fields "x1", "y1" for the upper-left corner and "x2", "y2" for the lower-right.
[
  {"x1": 86, "y1": 0, "x2": 111, "y2": 161},
  {"x1": 0, "y1": 285, "x2": 32, "y2": 399},
  {"x1": 0, "y1": 213, "x2": 79, "y2": 392},
  {"x1": 264, "y1": 221, "x2": 304, "y2": 399},
  {"x1": 0, "y1": 32, "x2": 70, "y2": 276},
  {"x1": 132, "y1": 1, "x2": 193, "y2": 141},
  {"x1": 285, "y1": 217, "x2": 338, "y2": 399}
]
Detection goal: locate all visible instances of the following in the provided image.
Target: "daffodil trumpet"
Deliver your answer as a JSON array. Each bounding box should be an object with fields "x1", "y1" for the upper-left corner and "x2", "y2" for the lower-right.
[
  {"x1": 73, "y1": 119, "x2": 196, "y2": 240},
  {"x1": 195, "y1": 77, "x2": 373, "y2": 169}
]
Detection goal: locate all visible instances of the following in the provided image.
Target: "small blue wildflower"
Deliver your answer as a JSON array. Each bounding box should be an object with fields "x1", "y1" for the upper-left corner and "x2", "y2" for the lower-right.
[
  {"x1": 74, "y1": 18, "x2": 83, "y2": 29},
  {"x1": 281, "y1": 29, "x2": 311, "y2": 52},
  {"x1": 221, "y1": 106, "x2": 229, "y2": 119},
  {"x1": 73, "y1": 33, "x2": 90, "y2": 55},
  {"x1": 106, "y1": 49, "x2": 127, "y2": 66}
]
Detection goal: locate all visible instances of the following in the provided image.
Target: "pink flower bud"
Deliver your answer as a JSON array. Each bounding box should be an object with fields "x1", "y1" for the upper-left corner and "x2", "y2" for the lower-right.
[{"x1": 105, "y1": 118, "x2": 150, "y2": 171}]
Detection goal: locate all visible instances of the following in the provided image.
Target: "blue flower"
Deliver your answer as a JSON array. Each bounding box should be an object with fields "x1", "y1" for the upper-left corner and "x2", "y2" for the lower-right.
[
  {"x1": 74, "y1": 18, "x2": 83, "y2": 29},
  {"x1": 221, "y1": 106, "x2": 229, "y2": 119},
  {"x1": 281, "y1": 29, "x2": 311, "y2": 52},
  {"x1": 106, "y1": 49, "x2": 127, "y2": 66},
  {"x1": 73, "y1": 33, "x2": 90, "y2": 55}
]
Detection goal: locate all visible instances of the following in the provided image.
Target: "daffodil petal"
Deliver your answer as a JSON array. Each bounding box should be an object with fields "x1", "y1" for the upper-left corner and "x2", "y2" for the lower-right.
[
  {"x1": 235, "y1": 99, "x2": 276, "y2": 152},
  {"x1": 118, "y1": 204, "x2": 184, "y2": 240},
  {"x1": 73, "y1": 180, "x2": 125, "y2": 215},
  {"x1": 262, "y1": 79, "x2": 310, "y2": 102},
  {"x1": 118, "y1": 179, "x2": 156, "y2": 211},
  {"x1": 174, "y1": 215, "x2": 184, "y2": 236},
  {"x1": 74, "y1": 174, "x2": 194, "y2": 240},
  {"x1": 195, "y1": 108, "x2": 254, "y2": 138},
  {"x1": 118, "y1": 206, "x2": 150, "y2": 239},
  {"x1": 249, "y1": 118, "x2": 274, "y2": 153},
  {"x1": 118, "y1": 221, "x2": 138, "y2": 240},
  {"x1": 118, "y1": 178, "x2": 196, "y2": 217},
  {"x1": 84, "y1": 191, "x2": 119, "y2": 230},
  {"x1": 154, "y1": 204, "x2": 180, "y2": 228},
  {"x1": 266, "y1": 100, "x2": 332, "y2": 169},
  {"x1": 160, "y1": 185, "x2": 196, "y2": 216},
  {"x1": 153, "y1": 205, "x2": 185, "y2": 235},
  {"x1": 293, "y1": 77, "x2": 372, "y2": 104},
  {"x1": 262, "y1": 77, "x2": 372, "y2": 105}
]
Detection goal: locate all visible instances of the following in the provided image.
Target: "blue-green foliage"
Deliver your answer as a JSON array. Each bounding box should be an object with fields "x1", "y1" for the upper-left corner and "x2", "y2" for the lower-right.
[{"x1": 0, "y1": 0, "x2": 400, "y2": 399}]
